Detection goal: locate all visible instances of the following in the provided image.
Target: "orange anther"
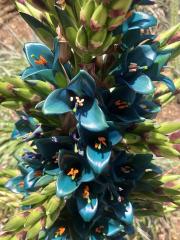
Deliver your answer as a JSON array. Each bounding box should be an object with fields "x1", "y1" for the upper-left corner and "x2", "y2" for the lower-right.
[
  {"x1": 34, "y1": 55, "x2": 48, "y2": 65},
  {"x1": 67, "y1": 168, "x2": 79, "y2": 180},
  {"x1": 56, "y1": 227, "x2": 66, "y2": 236},
  {"x1": 82, "y1": 185, "x2": 90, "y2": 199},
  {"x1": 35, "y1": 170, "x2": 42, "y2": 177},
  {"x1": 98, "y1": 137, "x2": 107, "y2": 146},
  {"x1": 19, "y1": 181, "x2": 24, "y2": 187}
]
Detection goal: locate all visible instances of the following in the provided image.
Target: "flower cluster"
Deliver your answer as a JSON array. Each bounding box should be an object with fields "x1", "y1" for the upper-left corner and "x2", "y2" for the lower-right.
[{"x1": 3, "y1": 0, "x2": 180, "y2": 239}]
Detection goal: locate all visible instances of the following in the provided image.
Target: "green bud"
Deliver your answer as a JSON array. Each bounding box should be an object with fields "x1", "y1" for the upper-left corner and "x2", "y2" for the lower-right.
[
  {"x1": 45, "y1": 209, "x2": 61, "y2": 229},
  {"x1": 1, "y1": 101, "x2": 22, "y2": 110},
  {"x1": 144, "y1": 132, "x2": 169, "y2": 144},
  {"x1": 24, "y1": 207, "x2": 45, "y2": 227},
  {"x1": 21, "y1": 192, "x2": 47, "y2": 206},
  {"x1": 157, "y1": 122, "x2": 180, "y2": 134},
  {"x1": 3, "y1": 212, "x2": 28, "y2": 232},
  {"x1": 65, "y1": 26, "x2": 78, "y2": 46},
  {"x1": 41, "y1": 181, "x2": 56, "y2": 196},
  {"x1": 46, "y1": 196, "x2": 65, "y2": 215},
  {"x1": 155, "y1": 23, "x2": 180, "y2": 47},
  {"x1": 26, "y1": 220, "x2": 45, "y2": 240},
  {"x1": 80, "y1": 0, "x2": 95, "y2": 27},
  {"x1": 122, "y1": 133, "x2": 141, "y2": 144},
  {"x1": 90, "y1": 3, "x2": 108, "y2": 31},
  {"x1": 0, "y1": 234, "x2": 12, "y2": 240},
  {"x1": 90, "y1": 29, "x2": 107, "y2": 49},
  {"x1": 76, "y1": 26, "x2": 88, "y2": 51}
]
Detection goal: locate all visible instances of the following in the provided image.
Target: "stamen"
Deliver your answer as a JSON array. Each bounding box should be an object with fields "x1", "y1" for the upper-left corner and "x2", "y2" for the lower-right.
[
  {"x1": 35, "y1": 170, "x2": 42, "y2": 177},
  {"x1": 34, "y1": 55, "x2": 48, "y2": 65},
  {"x1": 82, "y1": 185, "x2": 91, "y2": 203},
  {"x1": 67, "y1": 168, "x2": 79, "y2": 180},
  {"x1": 71, "y1": 96, "x2": 85, "y2": 112},
  {"x1": 19, "y1": 181, "x2": 24, "y2": 188},
  {"x1": 95, "y1": 137, "x2": 107, "y2": 150},
  {"x1": 128, "y1": 62, "x2": 148, "y2": 72},
  {"x1": 115, "y1": 100, "x2": 128, "y2": 109},
  {"x1": 95, "y1": 226, "x2": 104, "y2": 234},
  {"x1": 56, "y1": 227, "x2": 66, "y2": 236}
]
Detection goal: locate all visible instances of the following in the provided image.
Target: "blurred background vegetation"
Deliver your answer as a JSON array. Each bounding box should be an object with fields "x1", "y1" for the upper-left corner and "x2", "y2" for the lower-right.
[{"x1": 0, "y1": 0, "x2": 179, "y2": 239}]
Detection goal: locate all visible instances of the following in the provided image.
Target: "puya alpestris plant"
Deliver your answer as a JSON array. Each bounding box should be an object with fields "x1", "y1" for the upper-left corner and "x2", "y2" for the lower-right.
[{"x1": 0, "y1": 0, "x2": 180, "y2": 239}]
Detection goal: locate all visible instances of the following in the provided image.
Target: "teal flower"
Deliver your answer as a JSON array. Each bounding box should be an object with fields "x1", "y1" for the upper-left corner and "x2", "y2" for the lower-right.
[
  {"x1": 21, "y1": 38, "x2": 71, "y2": 86},
  {"x1": 56, "y1": 150, "x2": 95, "y2": 198},
  {"x1": 103, "y1": 85, "x2": 160, "y2": 124},
  {"x1": 78, "y1": 123, "x2": 122, "y2": 174},
  {"x1": 43, "y1": 70, "x2": 108, "y2": 132},
  {"x1": 11, "y1": 113, "x2": 40, "y2": 139},
  {"x1": 75, "y1": 181, "x2": 105, "y2": 222}
]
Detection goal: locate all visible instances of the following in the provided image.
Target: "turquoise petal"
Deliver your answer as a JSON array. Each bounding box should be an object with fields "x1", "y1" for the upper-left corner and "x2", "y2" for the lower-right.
[
  {"x1": 34, "y1": 175, "x2": 54, "y2": 187},
  {"x1": 77, "y1": 100, "x2": 108, "y2": 132},
  {"x1": 56, "y1": 173, "x2": 80, "y2": 198},
  {"x1": 24, "y1": 42, "x2": 54, "y2": 69},
  {"x1": 127, "y1": 45, "x2": 157, "y2": 68},
  {"x1": 43, "y1": 89, "x2": 71, "y2": 115},
  {"x1": 81, "y1": 169, "x2": 95, "y2": 183},
  {"x1": 22, "y1": 68, "x2": 56, "y2": 85},
  {"x1": 77, "y1": 197, "x2": 98, "y2": 222},
  {"x1": 106, "y1": 219, "x2": 124, "y2": 237},
  {"x1": 126, "y1": 74, "x2": 154, "y2": 94},
  {"x1": 114, "y1": 202, "x2": 134, "y2": 225},
  {"x1": 68, "y1": 70, "x2": 96, "y2": 98},
  {"x1": 128, "y1": 12, "x2": 157, "y2": 30},
  {"x1": 108, "y1": 129, "x2": 122, "y2": 146},
  {"x1": 158, "y1": 74, "x2": 176, "y2": 92},
  {"x1": 5, "y1": 176, "x2": 25, "y2": 193},
  {"x1": 24, "y1": 170, "x2": 39, "y2": 190},
  {"x1": 86, "y1": 146, "x2": 111, "y2": 174},
  {"x1": 115, "y1": 107, "x2": 143, "y2": 123}
]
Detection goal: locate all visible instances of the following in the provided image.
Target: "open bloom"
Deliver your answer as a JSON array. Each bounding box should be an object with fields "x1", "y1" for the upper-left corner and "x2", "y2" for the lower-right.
[
  {"x1": 78, "y1": 123, "x2": 122, "y2": 174},
  {"x1": 43, "y1": 70, "x2": 108, "y2": 132},
  {"x1": 21, "y1": 38, "x2": 71, "y2": 86},
  {"x1": 56, "y1": 150, "x2": 95, "y2": 198},
  {"x1": 102, "y1": 85, "x2": 160, "y2": 124}
]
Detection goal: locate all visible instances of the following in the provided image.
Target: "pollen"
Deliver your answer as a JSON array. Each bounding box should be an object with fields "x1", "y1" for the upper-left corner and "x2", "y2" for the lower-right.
[
  {"x1": 35, "y1": 170, "x2": 42, "y2": 177},
  {"x1": 115, "y1": 100, "x2": 128, "y2": 109},
  {"x1": 95, "y1": 137, "x2": 107, "y2": 149},
  {"x1": 82, "y1": 185, "x2": 90, "y2": 200},
  {"x1": 67, "y1": 168, "x2": 79, "y2": 180},
  {"x1": 56, "y1": 226, "x2": 66, "y2": 236},
  {"x1": 19, "y1": 181, "x2": 24, "y2": 187},
  {"x1": 34, "y1": 55, "x2": 48, "y2": 65}
]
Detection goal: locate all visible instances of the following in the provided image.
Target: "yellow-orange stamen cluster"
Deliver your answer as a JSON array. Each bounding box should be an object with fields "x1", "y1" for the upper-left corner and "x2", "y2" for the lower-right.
[
  {"x1": 67, "y1": 168, "x2": 79, "y2": 180},
  {"x1": 56, "y1": 227, "x2": 66, "y2": 236},
  {"x1": 95, "y1": 137, "x2": 107, "y2": 150},
  {"x1": 34, "y1": 55, "x2": 48, "y2": 65},
  {"x1": 82, "y1": 185, "x2": 90, "y2": 200}
]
